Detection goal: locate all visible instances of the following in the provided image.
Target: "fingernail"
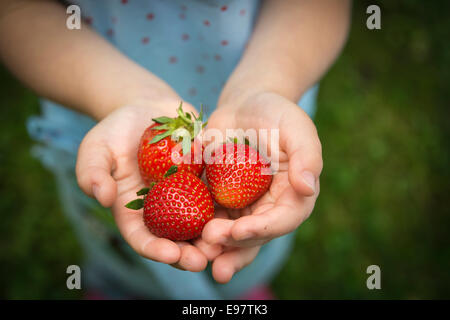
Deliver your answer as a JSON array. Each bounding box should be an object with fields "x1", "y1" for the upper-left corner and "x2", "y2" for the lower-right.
[
  {"x1": 92, "y1": 184, "x2": 100, "y2": 199},
  {"x1": 301, "y1": 171, "x2": 316, "y2": 193}
]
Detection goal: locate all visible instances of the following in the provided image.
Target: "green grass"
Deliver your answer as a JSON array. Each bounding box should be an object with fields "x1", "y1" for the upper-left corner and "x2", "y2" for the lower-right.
[
  {"x1": 272, "y1": 1, "x2": 450, "y2": 299},
  {"x1": 0, "y1": 1, "x2": 449, "y2": 299},
  {"x1": 0, "y1": 71, "x2": 82, "y2": 299}
]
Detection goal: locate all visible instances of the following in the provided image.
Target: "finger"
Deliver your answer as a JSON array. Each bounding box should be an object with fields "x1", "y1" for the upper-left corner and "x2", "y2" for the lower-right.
[
  {"x1": 202, "y1": 207, "x2": 266, "y2": 247},
  {"x1": 192, "y1": 238, "x2": 223, "y2": 261},
  {"x1": 280, "y1": 109, "x2": 323, "y2": 196},
  {"x1": 171, "y1": 243, "x2": 208, "y2": 272},
  {"x1": 201, "y1": 207, "x2": 232, "y2": 246},
  {"x1": 203, "y1": 217, "x2": 267, "y2": 248},
  {"x1": 212, "y1": 246, "x2": 260, "y2": 284},
  {"x1": 231, "y1": 186, "x2": 318, "y2": 243},
  {"x1": 114, "y1": 203, "x2": 181, "y2": 264},
  {"x1": 202, "y1": 218, "x2": 235, "y2": 245},
  {"x1": 212, "y1": 237, "x2": 268, "y2": 248},
  {"x1": 76, "y1": 137, "x2": 117, "y2": 207}
]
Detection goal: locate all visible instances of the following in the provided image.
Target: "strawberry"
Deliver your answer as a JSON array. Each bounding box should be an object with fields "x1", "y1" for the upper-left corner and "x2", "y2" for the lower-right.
[
  {"x1": 126, "y1": 166, "x2": 214, "y2": 241},
  {"x1": 206, "y1": 141, "x2": 272, "y2": 209},
  {"x1": 138, "y1": 103, "x2": 206, "y2": 185}
]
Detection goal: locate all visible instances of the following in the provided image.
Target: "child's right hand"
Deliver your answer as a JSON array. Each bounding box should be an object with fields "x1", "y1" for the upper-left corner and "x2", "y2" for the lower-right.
[{"x1": 76, "y1": 99, "x2": 222, "y2": 271}]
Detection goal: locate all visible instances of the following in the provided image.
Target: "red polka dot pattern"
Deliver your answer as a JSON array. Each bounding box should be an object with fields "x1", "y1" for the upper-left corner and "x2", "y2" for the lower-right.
[
  {"x1": 188, "y1": 87, "x2": 197, "y2": 96},
  {"x1": 196, "y1": 65, "x2": 205, "y2": 74},
  {"x1": 99, "y1": 3, "x2": 252, "y2": 100}
]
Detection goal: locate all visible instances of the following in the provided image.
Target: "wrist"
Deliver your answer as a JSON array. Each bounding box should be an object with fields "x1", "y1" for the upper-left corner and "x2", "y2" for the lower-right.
[
  {"x1": 218, "y1": 86, "x2": 306, "y2": 114},
  {"x1": 87, "y1": 82, "x2": 180, "y2": 121},
  {"x1": 218, "y1": 79, "x2": 307, "y2": 110},
  {"x1": 218, "y1": 83, "x2": 265, "y2": 110}
]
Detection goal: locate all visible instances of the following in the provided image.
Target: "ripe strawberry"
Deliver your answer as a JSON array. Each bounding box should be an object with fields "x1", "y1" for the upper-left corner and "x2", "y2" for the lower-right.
[
  {"x1": 138, "y1": 103, "x2": 205, "y2": 185},
  {"x1": 206, "y1": 141, "x2": 272, "y2": 209},
  {"x1": 126, "y1": 166, "x2": 214, "y2": 241}
]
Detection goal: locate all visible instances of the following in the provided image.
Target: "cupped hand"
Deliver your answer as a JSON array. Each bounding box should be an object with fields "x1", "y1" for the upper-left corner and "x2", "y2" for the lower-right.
[
  {"x1": 76, "y1": 99, "x2": 221, "y2": 272},
  {"x1": 202, "y1": 91, "x2": 323, "y2": 283}
]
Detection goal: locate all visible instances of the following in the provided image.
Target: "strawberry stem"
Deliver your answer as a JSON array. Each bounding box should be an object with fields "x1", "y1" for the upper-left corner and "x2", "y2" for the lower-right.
[{"x1": 148, "y1": 102, "x2": 206, "y2": 155}]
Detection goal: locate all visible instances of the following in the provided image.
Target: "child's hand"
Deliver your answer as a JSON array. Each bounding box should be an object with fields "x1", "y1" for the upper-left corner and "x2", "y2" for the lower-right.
[
  {"x1": 76, "y1": 99, "x2": 221, "y2": 272},
  {"x1": 202, "y1": 91, "x2": 323, "y2": 283}
]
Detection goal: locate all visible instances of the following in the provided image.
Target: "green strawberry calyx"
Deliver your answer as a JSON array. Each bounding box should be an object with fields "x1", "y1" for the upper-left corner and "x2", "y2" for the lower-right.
[
  {"x1": 163, "y1": 165, "x2": 178, "y2": 178},
  {"x1": 228, "y1": 137, "x2": 251, "y2": 146},
  {"x1": 125, "y1": 166, "x2": 178, "y2": 210},
  {"x1": 149, "y1": 102, "x2": 207, "y2": 155}
]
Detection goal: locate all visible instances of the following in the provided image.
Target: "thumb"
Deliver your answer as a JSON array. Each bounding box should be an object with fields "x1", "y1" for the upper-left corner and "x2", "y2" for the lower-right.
[
  {"x1": 281, "y1": 112, "x2": 323, "y2": 196},
  {"x1": 76, "y1": 137, "x2": 117, "y2": 207}
]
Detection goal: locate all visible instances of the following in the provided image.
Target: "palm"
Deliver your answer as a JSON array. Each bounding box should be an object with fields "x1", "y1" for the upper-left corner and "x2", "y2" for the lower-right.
[
  {"x1": 207, "y1": 93, "x2": 317, "y2": 220},
  {"x1": 206, "y1": 102, "x2": 290, "y2": 217},
  {"x1": 77, "y1": 103, "x2": 220, "y2": 271},
  {"x1": 199, "y1": 92, "x2": 322, "y2": 282},
  {"x1": 104, "y1": 106, "x2": 166, "y2": 255}
]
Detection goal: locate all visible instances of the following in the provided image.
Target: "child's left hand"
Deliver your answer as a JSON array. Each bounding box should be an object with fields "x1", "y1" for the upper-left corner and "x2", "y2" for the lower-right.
[{"x1": 202, "y1": 91, "x2": 323, "y2": 283}]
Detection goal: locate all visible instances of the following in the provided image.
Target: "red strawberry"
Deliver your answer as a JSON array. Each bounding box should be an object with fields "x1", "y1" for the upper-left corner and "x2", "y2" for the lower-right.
[
  {"x1": 206, "y1": 141, "x2": 272, "y2": 209},
  {"x1": 126, "y1": 166, "x2": 214, "y2": 241},
  {"x1": 138, "y1": 103, "x2": 206, "y2": 185}
]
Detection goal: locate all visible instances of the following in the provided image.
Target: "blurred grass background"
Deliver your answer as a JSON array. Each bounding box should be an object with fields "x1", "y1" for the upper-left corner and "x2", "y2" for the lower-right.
[{"x1": 0, "y1": 1, "x2": 449, "y2": 299}]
